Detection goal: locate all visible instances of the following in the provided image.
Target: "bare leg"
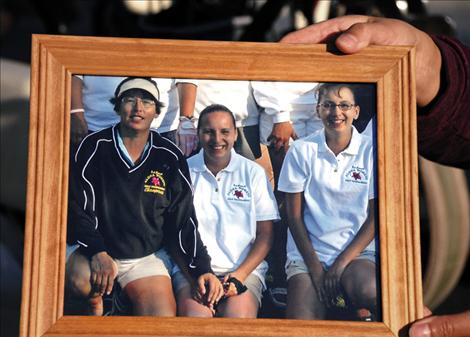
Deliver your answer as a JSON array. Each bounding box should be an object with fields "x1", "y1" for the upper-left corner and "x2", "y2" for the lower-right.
[
  {"x1": 124, "y1": 275, "x2": 176, "y2": 316},
  {"x1": 341, "y1": 259, "x2": 377, "y2": 316},
  {"x1": 175, "y1": 285, "x2": 213, "y2": 317},
  {"x1": 216, "y1": 291, "x2": 259, "y2": 318},
  {"x1": 65, "y1": 251, "x2": 103, "y2": 315},
  {"x1": 286, "y1": 273, "x2": 326, "y2": 319}
]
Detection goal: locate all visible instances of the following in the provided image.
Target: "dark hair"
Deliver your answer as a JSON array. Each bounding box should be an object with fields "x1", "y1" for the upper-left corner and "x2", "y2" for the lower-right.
[
  {"x1": 316, "y1": 83, "x2": 357, "y2": 104},
  {"x1": 197, "y1": 104, "x2": 236, "y2": 132},
  {"x1": 109, "y1": 77, "x2": 164, "y2": 114}
]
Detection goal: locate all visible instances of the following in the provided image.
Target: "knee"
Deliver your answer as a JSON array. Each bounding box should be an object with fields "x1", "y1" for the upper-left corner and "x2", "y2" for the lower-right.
[
  {"x1": 346, "y1": 280, "x2": 376, "y2": 307},
  {"x1": 66, "y1": 272, "x2": 92, "y2": 298},
  {"x1": 177, "y1": 298, "x2": 212, "y2": 318}
]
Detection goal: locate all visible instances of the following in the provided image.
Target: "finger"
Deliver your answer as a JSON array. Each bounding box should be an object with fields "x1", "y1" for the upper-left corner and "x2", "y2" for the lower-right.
[
  {"x1": 280, "y1": 15, "x2": 369, "y2": 44},
  {"x1": 292, "y1": 131, "x2": 299, "y2": 140},
  {"x1": 409, "y1": 311, "x2": 470, "y2": 337},
  {"x1": 98, "y1": 273, "x2": 107, "y2": 295},
  {"x1": 283, "y1": 141, "x2": 289, "y2": 153},
  {"x1": 197, "y1": 277, "x2": 206, "y2": 296},
  {"x1": 105, "y1": 273, "x2": 114, "y2": 295},
  {"x1": 424, "y1": 306, "x2": 433, "y2": 317}
]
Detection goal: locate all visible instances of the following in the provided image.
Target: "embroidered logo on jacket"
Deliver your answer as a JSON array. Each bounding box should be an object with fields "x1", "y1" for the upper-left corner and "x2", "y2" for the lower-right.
[
  {"x1": 344, "y1": 166, "x2": 368, "y2": 185},
  {"x1": 144, "y1": 171, "x2": 166, "y2": 195},
  {"x1": 227, "y1": 184, "x2": 251, "y2": 202}
]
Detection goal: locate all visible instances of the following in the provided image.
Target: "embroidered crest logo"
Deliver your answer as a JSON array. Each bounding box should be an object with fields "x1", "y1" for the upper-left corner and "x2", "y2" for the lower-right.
[
  {"x1": 144, "y1": 170, "x2": 166, "y2": 195},
  {"x1": 344, "y1": 165, "x2": 368, "y2": 185},
  {"x1": 227, "y1": 184, "x2": 251, "y2": 202}
]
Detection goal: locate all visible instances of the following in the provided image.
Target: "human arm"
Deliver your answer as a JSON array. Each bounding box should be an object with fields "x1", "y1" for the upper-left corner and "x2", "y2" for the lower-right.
[
  {"x1": 163, "y1": 153, "x2": 224, "y2": 306},
  {"x1": 281, "y1": 16, "x2": 470, "y2": 167},
  {"x1": 281, "y1": 15, "x2": 441, "y2": 107},
  {"x1": 70, "y1": 76, "x2": 88, "y2": 147},
  {"x1": 268, "y1": 122, "x2": 298, "y2": 152},
  {"x1": 323, "y1": 198, "x2": 376, "y2": 303},
  {"x1": 223, "y1": 220, "x2": 273, "y2": 297},
  {"x1": 176, "y1": 82, "x2": 198, "y2": 156},
  {"x1": 284, "y1": 192, "x2": 327, "y2": 303},
  {"x1": 67, "y1": 141, "x2": 117, "y2": 295}
]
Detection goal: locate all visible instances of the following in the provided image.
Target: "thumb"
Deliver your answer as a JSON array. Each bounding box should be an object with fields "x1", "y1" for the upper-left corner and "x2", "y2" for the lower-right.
[{"x1": 409, "y1": 311, "x2": 470, "y2": 337}]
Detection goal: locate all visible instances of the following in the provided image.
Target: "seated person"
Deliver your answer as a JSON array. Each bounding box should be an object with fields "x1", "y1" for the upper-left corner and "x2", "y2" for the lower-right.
[
  {"x1": 66, "y1": 77, "x2": 223, "y2": 316},
  {"x1": 278, "y1": 83, "x2": 377, "y2": 320},
  {"x1": 174, "y1": 104, "x2": 280, "y2": 318}
]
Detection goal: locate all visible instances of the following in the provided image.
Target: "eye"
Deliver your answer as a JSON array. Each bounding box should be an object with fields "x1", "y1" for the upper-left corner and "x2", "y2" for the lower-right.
[{"x1": 142, "y1": 99, "x2": 154, "y2": 105}]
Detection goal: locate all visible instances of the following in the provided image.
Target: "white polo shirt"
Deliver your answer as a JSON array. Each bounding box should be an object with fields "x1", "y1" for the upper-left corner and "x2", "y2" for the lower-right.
[
  {"x1": 188, "y1": 150, "x2": 280, "y2": 284},
  {"x1": 278, "y1": 127, "x2": 375, "y2": 267},
  {"x1": 251, "y1": 81, "x2": 322, "y2": 144},
  {"x1": 192, "y1": 80, "x2": 259, "y2": 128}
]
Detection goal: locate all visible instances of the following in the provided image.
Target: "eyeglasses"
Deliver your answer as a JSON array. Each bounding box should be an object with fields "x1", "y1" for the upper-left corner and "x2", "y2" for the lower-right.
[
  {"x1": 121, "y1": 97, "x2": 156, "y2": 109},
  {"x1": 318, "y1": 102, "x2": 356, "y2": 112}
]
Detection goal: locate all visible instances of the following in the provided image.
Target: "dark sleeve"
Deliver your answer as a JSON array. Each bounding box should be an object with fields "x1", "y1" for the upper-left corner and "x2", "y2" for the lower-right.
[
  {"x1": 417, "y1": 35, "x2": 470, "y2": 169},
  {"x1": 164, "y1": 153, "x2": 213, "y2": 278},
  {"x1": 67, "y1": 142, "x2": 106, "y2": 258}
]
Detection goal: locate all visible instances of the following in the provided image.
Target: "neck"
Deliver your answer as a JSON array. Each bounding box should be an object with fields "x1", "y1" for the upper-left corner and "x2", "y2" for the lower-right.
[
  {"x1": 119, "y1": 125, "x2": 150, "y2": 162},
  {"x1": 204, "y1": 154, "x2": 230, "y2": 176},
  {"x1": 325, "y1": 128, "x2": 353, "y2": 156}
]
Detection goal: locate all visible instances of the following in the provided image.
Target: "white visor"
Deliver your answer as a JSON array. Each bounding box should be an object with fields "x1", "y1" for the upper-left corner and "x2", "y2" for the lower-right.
[{"x1": 116, "y1": 78, "x2": 160, "y2": 101}]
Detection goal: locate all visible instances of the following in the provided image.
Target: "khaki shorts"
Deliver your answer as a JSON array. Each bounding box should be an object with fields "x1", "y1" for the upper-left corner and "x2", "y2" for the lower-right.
[
  {"x1": 285, "y1": 251, "x2": 376, "y2": 281},
  {"x1": 172, "y1": 271, "x2": 264, "y2": 306},
  {"x1": 66, "y1": 244, "x2": 174, "y2": 289}
]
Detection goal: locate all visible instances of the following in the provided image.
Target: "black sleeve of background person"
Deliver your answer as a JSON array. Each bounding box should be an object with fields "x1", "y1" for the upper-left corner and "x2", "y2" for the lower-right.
[{"x1": 353, "y1": 83, "x2": 376, "y2": 133}]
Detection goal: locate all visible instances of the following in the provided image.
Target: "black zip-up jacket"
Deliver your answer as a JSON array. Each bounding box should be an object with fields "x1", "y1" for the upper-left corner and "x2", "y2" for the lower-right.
[{"x1": 67, "y1": 125, "x2": 212, "y2": 278}]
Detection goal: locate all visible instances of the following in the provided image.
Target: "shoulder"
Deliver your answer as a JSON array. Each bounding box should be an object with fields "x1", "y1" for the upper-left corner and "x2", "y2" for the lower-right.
[
  {"x1": 150, "y1": 131, "x2": 184, "y2": 161},
  {"x1": 75, "y1": 127, "x2": 113, "y2": 159}
]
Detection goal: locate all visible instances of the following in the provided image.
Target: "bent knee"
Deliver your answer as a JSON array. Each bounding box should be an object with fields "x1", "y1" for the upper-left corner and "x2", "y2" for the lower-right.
[{"x1": 66, "y1": 273, "x2": 92, "y2": 297}]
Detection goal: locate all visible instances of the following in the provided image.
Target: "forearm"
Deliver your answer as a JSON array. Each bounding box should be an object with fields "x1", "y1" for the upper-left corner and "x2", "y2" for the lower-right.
[
  {"x1": 285, "y1": 193, "x2": 323, "y2": 274},
  {"x1": 417, "y1": 35, "x2": 470, "y2": 168},
  {"x1": 232, "y1": 221, "x2": 273, "y2": 281},
  {"x1": 336, "y1": 199, "x2": 375, "y2": 265},
  {"x1": 177, "y1": 82, "x2": 197, "y2": 118}
]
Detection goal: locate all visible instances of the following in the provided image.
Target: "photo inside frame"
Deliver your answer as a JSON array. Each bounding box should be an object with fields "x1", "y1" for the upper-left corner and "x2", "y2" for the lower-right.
[{"x1": 65, "y1": 75, "x2": 380, "y2": 322}]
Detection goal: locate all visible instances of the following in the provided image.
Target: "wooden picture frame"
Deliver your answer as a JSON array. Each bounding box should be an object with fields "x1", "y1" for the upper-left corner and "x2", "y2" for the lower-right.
[{"x1": 21, "y1": 34, "x2": 422, "y2": 337}]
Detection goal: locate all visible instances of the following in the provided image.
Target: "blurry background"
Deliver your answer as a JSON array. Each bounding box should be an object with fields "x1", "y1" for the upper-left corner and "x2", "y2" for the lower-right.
[{"x1": 1, "y1": 1, "x2": 469, "y2": 336}]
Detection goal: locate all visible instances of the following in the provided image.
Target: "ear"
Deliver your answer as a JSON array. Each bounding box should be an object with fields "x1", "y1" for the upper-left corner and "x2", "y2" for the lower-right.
[
  {"x1": 234, "y1": 127, "x2": 238, "y2": 141},
  {"x1": 353, "y1": 105, "x2": 360, "y2": 120}
]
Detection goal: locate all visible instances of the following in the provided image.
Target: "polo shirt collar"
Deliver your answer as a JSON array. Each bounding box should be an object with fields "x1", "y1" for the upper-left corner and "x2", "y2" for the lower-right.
[
  {"x1": 318, "y1": 126, "x2": 361, "y2": 155},
  {"x1": 191, "y1": 149, "x2": 240, "y2": 173}
]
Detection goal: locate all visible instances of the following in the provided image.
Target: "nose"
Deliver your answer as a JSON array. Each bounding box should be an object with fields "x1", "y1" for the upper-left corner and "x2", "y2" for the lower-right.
[
  {"x1": 213, "y1": 131, "x2": 222, "y2": 143},
  {"x1": 132, "y1": 98, "x2": 144, "y2": 111}
]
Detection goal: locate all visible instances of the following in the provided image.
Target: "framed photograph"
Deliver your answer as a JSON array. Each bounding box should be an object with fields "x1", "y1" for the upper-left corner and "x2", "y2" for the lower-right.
[{"x1": 21, "y1": 34, "x2": 422, "y2": 337}]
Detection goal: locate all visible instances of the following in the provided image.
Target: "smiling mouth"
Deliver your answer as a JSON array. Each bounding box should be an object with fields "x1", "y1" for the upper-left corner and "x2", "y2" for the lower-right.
[
  {"x1": 328, "y1": 118, "x2": 345, "y2": 126},
  {"x1": 130, "y1": 115, "x2": 144, "y2": 121}
]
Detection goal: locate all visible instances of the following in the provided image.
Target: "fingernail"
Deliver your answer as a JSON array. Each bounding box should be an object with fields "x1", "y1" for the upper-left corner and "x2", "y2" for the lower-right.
[
  {"x1": 410, "y1": 323, "x2": 431, "y2": 337},
  {"x1": 337, "y1": 33, "x2": 358, "y2": 50}
]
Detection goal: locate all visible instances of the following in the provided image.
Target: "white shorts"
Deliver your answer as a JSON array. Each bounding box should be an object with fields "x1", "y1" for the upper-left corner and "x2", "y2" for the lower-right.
[
  {"x1": 172, "y1": 271, "x2": 264, "y2": 306},
  {"x1": 66, "y1": 244, "x2": 174, "y2": 289},
  {"x1": 285, "y1": 251, "x2": 376, "y2": 281}
]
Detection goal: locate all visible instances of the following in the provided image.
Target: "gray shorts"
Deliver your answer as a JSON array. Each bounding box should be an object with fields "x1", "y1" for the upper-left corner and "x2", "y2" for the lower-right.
[
  {"x1": 286, "y1": 251, "x2": 376, "y2": 281},
  {"x1": 172, "y1": 271, "x2": 264, "y2": 306},
  {"x1": 66, "y1": 244, "x2": 174, "y2": 289}
]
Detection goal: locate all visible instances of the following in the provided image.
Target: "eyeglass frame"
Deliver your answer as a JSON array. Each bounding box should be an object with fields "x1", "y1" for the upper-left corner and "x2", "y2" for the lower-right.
[
  {"x1": 121, "y1": 96, "x2": 156, "y2": 109},
  {"x1": 317, "y1": 102, "x2": 357, "y2": 112}
]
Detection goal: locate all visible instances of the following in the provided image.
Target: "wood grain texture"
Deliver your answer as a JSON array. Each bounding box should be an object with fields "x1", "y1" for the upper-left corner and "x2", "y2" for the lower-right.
[{"x1": 20, "y1": 34, "x2": 421, "y2": 337}]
